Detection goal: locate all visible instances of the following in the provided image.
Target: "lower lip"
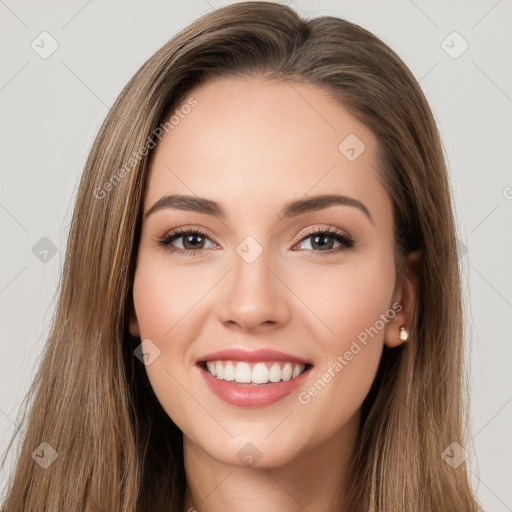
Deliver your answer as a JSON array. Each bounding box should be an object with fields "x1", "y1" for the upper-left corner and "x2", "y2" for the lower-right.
[{"x1": 198, "y1": 363, "x2": 313, "y2": 408}]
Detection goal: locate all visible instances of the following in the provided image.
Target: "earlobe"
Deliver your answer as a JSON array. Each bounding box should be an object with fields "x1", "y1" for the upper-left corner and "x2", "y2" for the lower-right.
[
  {"x1": 384, "y1": 319, "x2": 409, "y2": 349},
  {"x1": 398, "y1": 325, "x2": 409, "y2": 342},
  {"x1": 384, "y1": 249, "x2": 421, "y2": 348}
]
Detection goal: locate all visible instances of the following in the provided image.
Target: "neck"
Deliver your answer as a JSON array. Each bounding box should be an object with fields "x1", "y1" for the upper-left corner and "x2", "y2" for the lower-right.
[{"x1": 182, "y1": 410, "x2": 359, "y2": 512}]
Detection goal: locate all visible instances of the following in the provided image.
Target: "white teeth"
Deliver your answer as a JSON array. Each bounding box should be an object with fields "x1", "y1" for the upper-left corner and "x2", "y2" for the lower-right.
[
  {"x1": 215, "y1": 361, "x2": 224, "y2": 379},
  {"x1": 269, "y1": 363, "x2": 281, "y2": 382},
  {"x1": 281, "y1": 362, "x2": 293, "y2": 381},
  {"x1": 234, "y1": 362, "x2": 252, "y2": 383},
  {"x1": 205, "y1": 360, "x2": 306, "y2": 384},
  {"x1": 224, "y1": 361, "x2": 235, "y2": 381},
  {"x1": 207, "y1": 361, "x2": 216, "y2": 376},
  {"x1": 252, "y1": 363, "x2": 269, "y2": 384}
]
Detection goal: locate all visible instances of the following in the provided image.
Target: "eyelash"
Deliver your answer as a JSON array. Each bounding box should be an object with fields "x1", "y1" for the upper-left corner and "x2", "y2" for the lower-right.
[{"x1": 157, "y1": 226, "x2": 355, "y2": 258}]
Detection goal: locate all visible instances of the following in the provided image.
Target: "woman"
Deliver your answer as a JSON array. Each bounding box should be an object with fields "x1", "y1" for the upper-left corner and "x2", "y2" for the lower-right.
[{"x1": 1, "y1": 2, "x2": 483, "y2": 510}]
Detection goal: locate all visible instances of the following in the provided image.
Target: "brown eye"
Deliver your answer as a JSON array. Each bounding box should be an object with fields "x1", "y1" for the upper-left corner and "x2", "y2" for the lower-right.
[{"x1": 158, "y1": 229, "x2": 218, "y2": 255}]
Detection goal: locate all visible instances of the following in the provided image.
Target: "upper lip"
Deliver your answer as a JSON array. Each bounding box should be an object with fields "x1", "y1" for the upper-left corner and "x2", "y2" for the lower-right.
[{"x1": 196, "y1": 348, "x2": 312, "y2": 365}]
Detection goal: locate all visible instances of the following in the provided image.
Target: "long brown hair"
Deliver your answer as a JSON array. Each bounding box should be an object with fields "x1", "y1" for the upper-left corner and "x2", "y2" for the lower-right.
[{"x1": 1, "y1": 2, "x2": 482, "y2": 510}]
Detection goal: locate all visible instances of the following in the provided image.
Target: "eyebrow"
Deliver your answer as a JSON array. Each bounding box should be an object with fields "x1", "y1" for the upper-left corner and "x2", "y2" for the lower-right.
[{"x1": 145, "y1": 193, "x2": 373, "y2": 224}]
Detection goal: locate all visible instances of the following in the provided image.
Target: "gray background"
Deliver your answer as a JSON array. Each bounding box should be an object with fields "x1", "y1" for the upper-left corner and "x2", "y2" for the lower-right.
[{"x1": 1, "y1": 0, "x2": 511, "y2": 509}]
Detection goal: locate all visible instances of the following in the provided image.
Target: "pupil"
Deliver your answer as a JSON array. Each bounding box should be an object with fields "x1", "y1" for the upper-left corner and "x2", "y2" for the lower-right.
[
  {"x1": 312, "y1": 234, "x2": 333, "y2": 250},
  {"x1": 180, "y1": 234, "x2": 336, "y2": 251},
  {"x1": 184, "y1": 234, "x2": 204, "y2": 249}
]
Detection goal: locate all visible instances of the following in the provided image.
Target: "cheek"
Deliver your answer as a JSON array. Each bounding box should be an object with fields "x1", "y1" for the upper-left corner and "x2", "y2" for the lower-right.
[
  {"x1": 294, "y1": 250, "x2": 394, "y2": 364},
  {"x1": 131, "y1": 258, "x2": 211, "y2": 430},
  {"x1": 131, "y1": 241, "x2": 397, "y2": 456},
  {"x1": 131, "y1": 253, "x2": 223, "y2": 377},
  {"x1": 290, "y1": 249, "x2": 396, "y2": 351},
  {"x1": 291, "y1": 255, "x2": 395, "y2": 433},
  {"x1": 132, "y1": 255, "x2": 213, "y2": 341},
  {"x1": 133, "y1": 245, "x2": 396, "y2": 378}
]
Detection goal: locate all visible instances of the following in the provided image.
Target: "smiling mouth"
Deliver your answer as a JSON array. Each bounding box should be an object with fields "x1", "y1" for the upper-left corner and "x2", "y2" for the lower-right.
[{"x1": 198, "y1": 360, "x2": 312, "y2": 385}]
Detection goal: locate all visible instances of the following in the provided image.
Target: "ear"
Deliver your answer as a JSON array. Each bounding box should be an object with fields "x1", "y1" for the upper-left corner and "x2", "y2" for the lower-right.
[
  {"x1": 128, "y1": 299, "x2": 140, "y2": 337},
  {"x1": 384, "y1": 249, "x2": 421, "y2": 348}
]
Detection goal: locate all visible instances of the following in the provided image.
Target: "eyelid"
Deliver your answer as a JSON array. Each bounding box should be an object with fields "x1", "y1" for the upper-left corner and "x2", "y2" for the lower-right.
[
  {"x1": 156, "y1": 224, "x2": 355, "y2": 255},
  {"x1": 158, "y1": 224, "x2": 215, "y2": 239},
  {"x1": 293, "y1": 225, "x2": 352, "y2": 245},
  {"x1": 156, "y1": 226, "x2": 219, "y2": 247}
]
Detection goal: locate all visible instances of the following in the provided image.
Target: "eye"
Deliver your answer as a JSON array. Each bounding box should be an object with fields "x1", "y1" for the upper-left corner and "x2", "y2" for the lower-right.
[
  {"x1": 157, "y1": 226, "x2": 355, "y2": 257},
  {"x1": 157, "y1": 228, "x2": 218, "y2": 257},
  {"x1": 293, "y1": 227, "x2": 355, "y2": 254}
]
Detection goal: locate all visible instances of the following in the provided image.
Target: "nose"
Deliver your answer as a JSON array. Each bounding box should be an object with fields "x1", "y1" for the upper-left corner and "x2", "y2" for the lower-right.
[{"x1": 217, "y1": 247, "x2": 291, "y2": 332}]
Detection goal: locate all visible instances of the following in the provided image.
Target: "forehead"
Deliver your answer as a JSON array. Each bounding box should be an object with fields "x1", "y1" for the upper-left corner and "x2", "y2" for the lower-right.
[{"x1": 144, "y1": 77, "x2": 390, "y2": 224}]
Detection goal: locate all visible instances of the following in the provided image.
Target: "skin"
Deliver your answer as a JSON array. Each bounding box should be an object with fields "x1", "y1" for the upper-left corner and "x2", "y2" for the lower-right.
[{"x1": 129, "y1": 76, "x2": 418, "y2": 512}]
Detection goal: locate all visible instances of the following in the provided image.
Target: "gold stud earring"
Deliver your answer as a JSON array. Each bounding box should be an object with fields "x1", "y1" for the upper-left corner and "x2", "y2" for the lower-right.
[{"x1": 398, "y1": 325, "x2": 409, "y2": 342}]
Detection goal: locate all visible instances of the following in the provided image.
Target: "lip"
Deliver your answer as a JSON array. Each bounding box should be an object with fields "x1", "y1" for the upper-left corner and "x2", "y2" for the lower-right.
[
  {"x1": 196, "y1": 348, "x2": 311, "y2": 365},
  {"x1": 195, "y1": 348, "x2": 313, "y2": 408},
  {"x1": 197, "y1": 363, "x2": 313, "y2": 408}
]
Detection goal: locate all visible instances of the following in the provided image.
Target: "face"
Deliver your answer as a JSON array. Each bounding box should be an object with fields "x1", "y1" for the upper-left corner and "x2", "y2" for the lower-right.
[{"x1": 130, "y1": 76, "x2": 412, "y2": 468}]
